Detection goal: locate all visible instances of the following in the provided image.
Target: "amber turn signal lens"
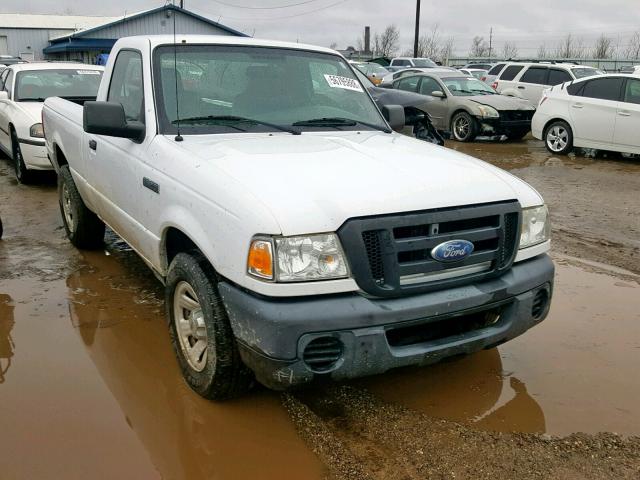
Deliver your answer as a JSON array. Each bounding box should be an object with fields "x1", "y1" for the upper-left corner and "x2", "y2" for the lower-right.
[{"x1": 247, "y1": 239, "x2": 273, "y2": 279}]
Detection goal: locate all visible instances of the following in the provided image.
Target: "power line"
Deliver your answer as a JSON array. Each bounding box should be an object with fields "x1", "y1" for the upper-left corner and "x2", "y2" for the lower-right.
[
  {"x1": 210, "y1": 0, "x2": 323, "y2": 9},
  {"x1": 213, "y1": 0, "x2": 351, "y2": 21}
]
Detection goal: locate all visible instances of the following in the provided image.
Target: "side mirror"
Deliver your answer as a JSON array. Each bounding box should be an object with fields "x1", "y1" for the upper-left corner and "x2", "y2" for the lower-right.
[
  {"x1": 0, "y1": 91, "x2": 8, "y2": 101},
  {"x1": 381, "y1": 105, "x2": 405, "y2": 131},
  {"x1": 431, "y1": 90, "x2": 446, "y2": 98},
  {"x1": 83, "y1": 101, "x2": 145, "y2": 142}
]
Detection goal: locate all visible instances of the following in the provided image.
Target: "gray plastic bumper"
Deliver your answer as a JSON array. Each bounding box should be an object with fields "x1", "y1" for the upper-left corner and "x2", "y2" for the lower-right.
[{"x1": 219, "y1": 254, "x2": 554, "y2": 390}]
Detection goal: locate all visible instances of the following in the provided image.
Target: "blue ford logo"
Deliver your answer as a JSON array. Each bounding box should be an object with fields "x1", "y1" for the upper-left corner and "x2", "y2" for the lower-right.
[{"x1": 431, "y1": 240, "x2": 474, "y2": 262}]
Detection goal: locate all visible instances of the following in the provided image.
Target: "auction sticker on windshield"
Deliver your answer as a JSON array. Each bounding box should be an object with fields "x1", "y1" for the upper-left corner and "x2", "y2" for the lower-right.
[
  {"x1": 324, "y1": 74, "x2": 363, "y2": 92},
  {"x1": 77, "y1": 70, "x2": 101, "y2": 75}
]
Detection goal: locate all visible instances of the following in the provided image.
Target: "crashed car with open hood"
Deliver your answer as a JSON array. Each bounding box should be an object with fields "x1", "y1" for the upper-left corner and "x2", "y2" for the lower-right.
[{"x1": 389, "y1": 71, "x2": 536, "y2": 142}]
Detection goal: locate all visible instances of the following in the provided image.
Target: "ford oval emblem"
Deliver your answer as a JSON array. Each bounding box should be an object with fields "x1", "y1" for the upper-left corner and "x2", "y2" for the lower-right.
[{"x1": 431, "y1": 240, "x2": 474, "y2": 263}]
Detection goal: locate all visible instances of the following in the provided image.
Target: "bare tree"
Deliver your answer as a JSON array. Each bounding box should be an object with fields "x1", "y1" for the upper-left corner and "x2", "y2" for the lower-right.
[
  {"x1": 329, "y1": 42, "x2": 338, "y2": 50},
  {"x1": 625, "y1": 30, "x2": 640, "y2": 59},
  {"x1": 555, "y1": 34, "x2": 585, "y2": 59},
  {"x1": 416, "y1": 24, "x2": 442, "y2": 59},
  {"x1": 592, "y1": 34, "x2": 614, "y2": 59},
  {"x1": 537, "y1": 43, "x2": 548, "y2": 59},
  {"x1": 439, "y1": 36, "x2": 455, "y2": 64},
  {"x1": 374, "y1": 25, "x2": 400, "y2": 58},
  {"x1": 502, "y1": 41, "x2": 518, "y2": 59},
  {"x1": 469, "y1": 36, "x2": 489, "y2": 57}
]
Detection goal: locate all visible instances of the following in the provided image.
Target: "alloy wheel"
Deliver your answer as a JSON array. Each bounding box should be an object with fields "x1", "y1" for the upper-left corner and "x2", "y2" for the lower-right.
[{"x1": 173, "y1": 281, "x2": 209, "y2": 372}]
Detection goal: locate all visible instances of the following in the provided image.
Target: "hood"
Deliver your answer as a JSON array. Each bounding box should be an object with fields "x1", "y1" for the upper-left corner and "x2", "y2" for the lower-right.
[
  {"x1": 16, "y1": 101, "x2": 44, "y2": 123},
  {"x1": 469, "y1": 94, "x2": 535, "y2": 110},
  {"x1": 172, "y1": 131, "x2": 542, "y2": 235}
]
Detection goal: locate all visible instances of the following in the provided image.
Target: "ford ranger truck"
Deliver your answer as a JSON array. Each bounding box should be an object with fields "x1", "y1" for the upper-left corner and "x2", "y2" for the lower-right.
[{"x1": 43, "y1": 36, "x2": 554, "y2": 400}]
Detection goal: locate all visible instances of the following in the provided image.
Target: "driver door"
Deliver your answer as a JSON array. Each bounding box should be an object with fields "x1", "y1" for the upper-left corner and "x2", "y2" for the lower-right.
[{"x1": 418, "y1": 76, "x2": 448, "y2": 130}]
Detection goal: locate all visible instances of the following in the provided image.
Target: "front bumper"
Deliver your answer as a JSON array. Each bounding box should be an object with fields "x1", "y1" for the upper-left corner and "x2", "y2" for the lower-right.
[
  {"x1": 219, "y1": 254, "x2": 554, "y2": 390},
  {"x1": 18, "y1": 139, "x2": 51, "y2": 170},
  {"x1": 477, "y1": 116, "x2": 532, "y2": 135}
]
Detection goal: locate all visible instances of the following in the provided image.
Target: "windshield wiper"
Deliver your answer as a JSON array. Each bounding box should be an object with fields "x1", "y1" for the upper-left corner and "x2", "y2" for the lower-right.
[
  {"x1": 172, "y1": 115, "x2": 300, "y2": 135},
  {"x1": 18, "y1": 97, "x2": 47, "y2": 102},
  {"x1": 292, "y1": 117, "x2": 391, "y2": 133}
]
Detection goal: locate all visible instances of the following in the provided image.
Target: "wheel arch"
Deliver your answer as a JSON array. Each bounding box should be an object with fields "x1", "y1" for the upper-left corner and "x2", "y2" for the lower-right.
[
  {"x1": 161, "y1": 226, "x2": 212, "y2": 277},
  {"x1": 542, "y1": 116, "x2": 572, "y2": 135}
]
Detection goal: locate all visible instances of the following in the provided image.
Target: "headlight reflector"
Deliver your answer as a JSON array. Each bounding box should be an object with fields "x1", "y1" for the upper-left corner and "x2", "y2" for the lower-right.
[
  {"x1": 30, "y1": 123, "x2": 44, "y2": 138},
  {"x1": 477, "y1": 105, "x2": 500, "y2": 118},
  {"x1": 275, "y1": 234, "x2": 348, "y2": 282},
  {"x1": 519, "y1": 205, "x2": 550, "y2": 249}
]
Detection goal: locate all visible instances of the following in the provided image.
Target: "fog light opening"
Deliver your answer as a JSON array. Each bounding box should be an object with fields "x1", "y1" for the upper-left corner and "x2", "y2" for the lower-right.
[
  {"x1": 532, "y1": 288, "x2": 549, "y2": 320},
  {"x1": 302, "y1": 336, "x2": 344, "y2": 373}
]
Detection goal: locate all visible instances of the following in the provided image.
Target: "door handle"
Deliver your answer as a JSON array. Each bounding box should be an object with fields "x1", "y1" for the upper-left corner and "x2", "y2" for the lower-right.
[
  {"x1": 618, "y1": 111, "x2": 631, "y2": 117},
  {"x1": 571, "y1": 103, "x2": 584, "y2": 109},
  {"x1": 517, "y1": 86, "x2": 525, "y2": 89},
  {"x1": 89, "y1": 139, "x2": 97, "y2": 151}
]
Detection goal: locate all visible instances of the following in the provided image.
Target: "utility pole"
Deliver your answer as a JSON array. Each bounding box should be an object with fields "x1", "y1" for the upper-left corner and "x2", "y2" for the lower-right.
[
  {"x1": 488, "y1": 27, "x2": 493, "y2": 61},
  {"x1": 413, "y1": 0, "x2": 421, "y2": 58}
]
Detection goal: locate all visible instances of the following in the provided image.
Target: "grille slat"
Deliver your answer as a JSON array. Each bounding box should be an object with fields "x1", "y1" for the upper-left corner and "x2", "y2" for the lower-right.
[{"x1": 338, "y1": 201, "x2": 521, "y2": 298}]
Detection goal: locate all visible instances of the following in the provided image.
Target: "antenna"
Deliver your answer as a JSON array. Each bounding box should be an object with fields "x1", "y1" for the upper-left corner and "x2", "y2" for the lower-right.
[{"x1": 173, "y1": 3, "x2": 183, "y2": 142}]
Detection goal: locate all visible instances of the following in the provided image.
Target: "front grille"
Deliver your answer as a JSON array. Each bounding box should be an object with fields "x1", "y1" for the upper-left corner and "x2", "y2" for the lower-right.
[
  {"x1": 338, "y1": 201, "x2": 521, "y2": 298},
  {"x1": 501, "y1": 110, "x2": 534, "y2": 122}
]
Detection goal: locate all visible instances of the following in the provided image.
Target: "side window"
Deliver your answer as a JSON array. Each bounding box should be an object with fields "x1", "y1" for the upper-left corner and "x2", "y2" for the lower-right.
[
  {"x1": 488, "y1": 63, "x2": 505, "y2": 75},
  {"x1": 566, "y1": 81, "x2": 585, "y2": 96},
  {"x1": 581, "y1": 77, "x2": 624, "y2": 101},
  {"x1": 396, "y1": 60, "x2": 409, "y2": 67},
  {"x1": 107, "y1": 50, "x2": 144, "y2": 123},
  {"x1": 547, "y1": 69, "x2": 572, "y2": 85},
  {"x1": 396, "y1": 76, "x2": 419, "y2": 92},
  {"x1": 520, "y1": 67, "x2": 548, "y2": 85},
  {"x1": 623, "y1": 78, "x2": 640, "y2": 105},
  {"x1": 419, "y1": 77, "x2": 441, "y2": 95},
  {"x1": 499, "y1": 65, "x2": 524, "y2": 81}
]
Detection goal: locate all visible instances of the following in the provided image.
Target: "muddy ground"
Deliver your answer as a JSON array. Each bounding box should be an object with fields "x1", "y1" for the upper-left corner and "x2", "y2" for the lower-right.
[{"x1": 0, "y1": 138, "x2": 639, "y2": 479}]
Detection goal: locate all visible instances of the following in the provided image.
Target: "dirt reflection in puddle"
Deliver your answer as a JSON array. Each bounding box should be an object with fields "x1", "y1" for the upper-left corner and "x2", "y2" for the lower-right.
[{"x1": 359, "y1": 258, "x2": 640, "y2": 436}]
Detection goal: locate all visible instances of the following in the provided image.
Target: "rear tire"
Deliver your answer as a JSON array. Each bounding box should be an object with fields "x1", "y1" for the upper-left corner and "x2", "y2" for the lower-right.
[
  {"x1": 451, "y1": 112, "x2": 478, "y2": 142},
  {"x1": 544, "y1": 120, "x2": 573, "y2": 155},
  {"x1": 58, "y1": 165, "x2": 105, "y2": 249},
  {"x1": 166, "y1": 252, "x2": 253, "y2": 400},
  {"x1": 11, "y1": 129, "x2": 32, "y2": 184}
]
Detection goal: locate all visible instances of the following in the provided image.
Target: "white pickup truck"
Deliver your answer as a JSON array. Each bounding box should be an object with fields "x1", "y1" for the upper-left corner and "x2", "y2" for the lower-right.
[{"x1": 43, "y1": 35, "x2": 554, "y2": 400}]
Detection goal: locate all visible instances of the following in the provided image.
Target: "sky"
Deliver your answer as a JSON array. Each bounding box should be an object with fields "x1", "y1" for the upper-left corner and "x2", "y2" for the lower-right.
[{"x1": 3, "y1": 0, "x2": 640, "y2": 58}]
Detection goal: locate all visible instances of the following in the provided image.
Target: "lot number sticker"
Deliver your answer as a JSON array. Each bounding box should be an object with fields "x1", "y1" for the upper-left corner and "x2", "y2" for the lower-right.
[
  {"x1": 77, "y1": 70, "x2": 101, "y2": 75},
  {"x1": 324, "y1": 74, "x2": 363, "y2": 92}
]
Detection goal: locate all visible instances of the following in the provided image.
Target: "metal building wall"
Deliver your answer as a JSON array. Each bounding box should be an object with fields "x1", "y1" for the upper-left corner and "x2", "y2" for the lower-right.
[
  {"x1": 85, "y1": 10, "x2": 237, "y2": 40},
  {"x1": 0, "y1": 28, "x2": 73, "y2": 60}
]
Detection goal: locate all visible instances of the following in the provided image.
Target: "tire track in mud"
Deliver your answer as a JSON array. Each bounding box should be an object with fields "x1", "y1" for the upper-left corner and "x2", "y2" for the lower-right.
[{"x1": 283, "y1": 386, "x2": 640, "y2": 480}]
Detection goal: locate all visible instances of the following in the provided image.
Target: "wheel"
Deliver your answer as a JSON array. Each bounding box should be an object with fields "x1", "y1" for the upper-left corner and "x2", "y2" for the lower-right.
[
  {"x1": 58, "y1": 165, "x2": 105, "y2": 249},
  {"x1": 506, "y1": 129, "x2": 529, "y2": 140},
  {"x1": 166, "y1": 252, "x2": 253, "y2": 400},
  {"x1": 11, "y1": 129, "x2": 32, "y2": 184},
  {"x1": 451, "y1": 112, "x2": 478, "y2": 142},
  {"x1": 544, "y1": 121, "x2": 573, "y2": 155}
]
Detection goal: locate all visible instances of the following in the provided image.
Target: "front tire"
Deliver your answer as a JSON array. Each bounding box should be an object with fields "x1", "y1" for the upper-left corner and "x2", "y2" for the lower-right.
[
  {"x1": 11, "y1": 129, "x2": 32, "y2": 184},
  {"x1": 166, "y1": 252, "x2": 253, "y2": 400},
  {"x1": 451, "y1": 112, "x2": 478, "y2": 142},
  {"x1": 544, "y1": 120, "x2": 573, "y2": 155},
  {"x1": 58, "y1": 165, "x2": 105, "y2": 249}
]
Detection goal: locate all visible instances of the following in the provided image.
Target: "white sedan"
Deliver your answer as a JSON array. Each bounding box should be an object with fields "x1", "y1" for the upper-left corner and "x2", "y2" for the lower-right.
[
  {"x1": 532, "y1": 74, "x2": 640, "y2": 155},
  {"x1": 0, "y1": 63, "x2": 103, "y2": 182}
]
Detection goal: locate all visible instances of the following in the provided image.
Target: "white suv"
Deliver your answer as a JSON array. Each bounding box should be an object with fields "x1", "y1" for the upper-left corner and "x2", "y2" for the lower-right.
[
  {"x1": 532, "y1": 74, "x2": 640, "y2": 155},
  {"x1": 493, "y1": 63, "x2": 602, "y2": 105}
]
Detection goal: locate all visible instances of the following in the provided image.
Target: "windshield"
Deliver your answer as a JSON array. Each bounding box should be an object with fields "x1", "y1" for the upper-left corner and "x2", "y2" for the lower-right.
[
  {"x1": 572, "y1": 67, "x2": 602, "y2": 79},
  {"x1": 15, "y1": 69, "x2": 103, "y2": 101},
  {"x1": 412, "y1": 58, "x2": 437, "y2": 68},
  {"x1": 153, "y1": 45, "x2": 388, "y2": 135},
  {"x1": 442, "y1": 77, "x2": 496, "y2": 96}
]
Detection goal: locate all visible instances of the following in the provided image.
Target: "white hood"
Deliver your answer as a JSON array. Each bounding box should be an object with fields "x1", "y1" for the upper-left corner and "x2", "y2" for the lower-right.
[{"x1": 174, "y1": 131, "x2": 542, "y2": 235}]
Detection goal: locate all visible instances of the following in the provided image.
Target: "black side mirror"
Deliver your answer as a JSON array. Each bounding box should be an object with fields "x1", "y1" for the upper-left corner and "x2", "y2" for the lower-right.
[
  {"x1": 381, "y1": 105, "x2": 405, "y2": 131},
  {"x1": 83, "y1": 101, "x2": 145, "y2": 143}
]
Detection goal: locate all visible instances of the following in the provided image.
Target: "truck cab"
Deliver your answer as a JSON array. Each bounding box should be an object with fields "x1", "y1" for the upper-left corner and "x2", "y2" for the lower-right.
[{"x1": 43, "y1": 35, "x2": 553, "y2": 399}]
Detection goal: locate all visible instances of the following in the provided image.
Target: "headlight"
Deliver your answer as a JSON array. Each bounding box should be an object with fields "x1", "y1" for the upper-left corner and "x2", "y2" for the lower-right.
[
  {"x1": 30, "y1": 123, "x2": 44, "y2": 138},
  {"x1": 247, "y1": 233, "x2": 349, "y2": 282},
  {"x1": 519, "y1": 205, "x2": 550, "y2": 249},
  {"x1": 476, "y1": 105, "x2": 500, "y2": 118}
]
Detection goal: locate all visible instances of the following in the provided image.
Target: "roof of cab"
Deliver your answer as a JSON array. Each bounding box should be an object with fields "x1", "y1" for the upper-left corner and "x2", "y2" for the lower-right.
[
  {"x1": 116, "y1": 35, "x2": 338, "y2": 56},
  {"x1": 8, "y1": 62, "x2": 105, "y2": 72}
]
